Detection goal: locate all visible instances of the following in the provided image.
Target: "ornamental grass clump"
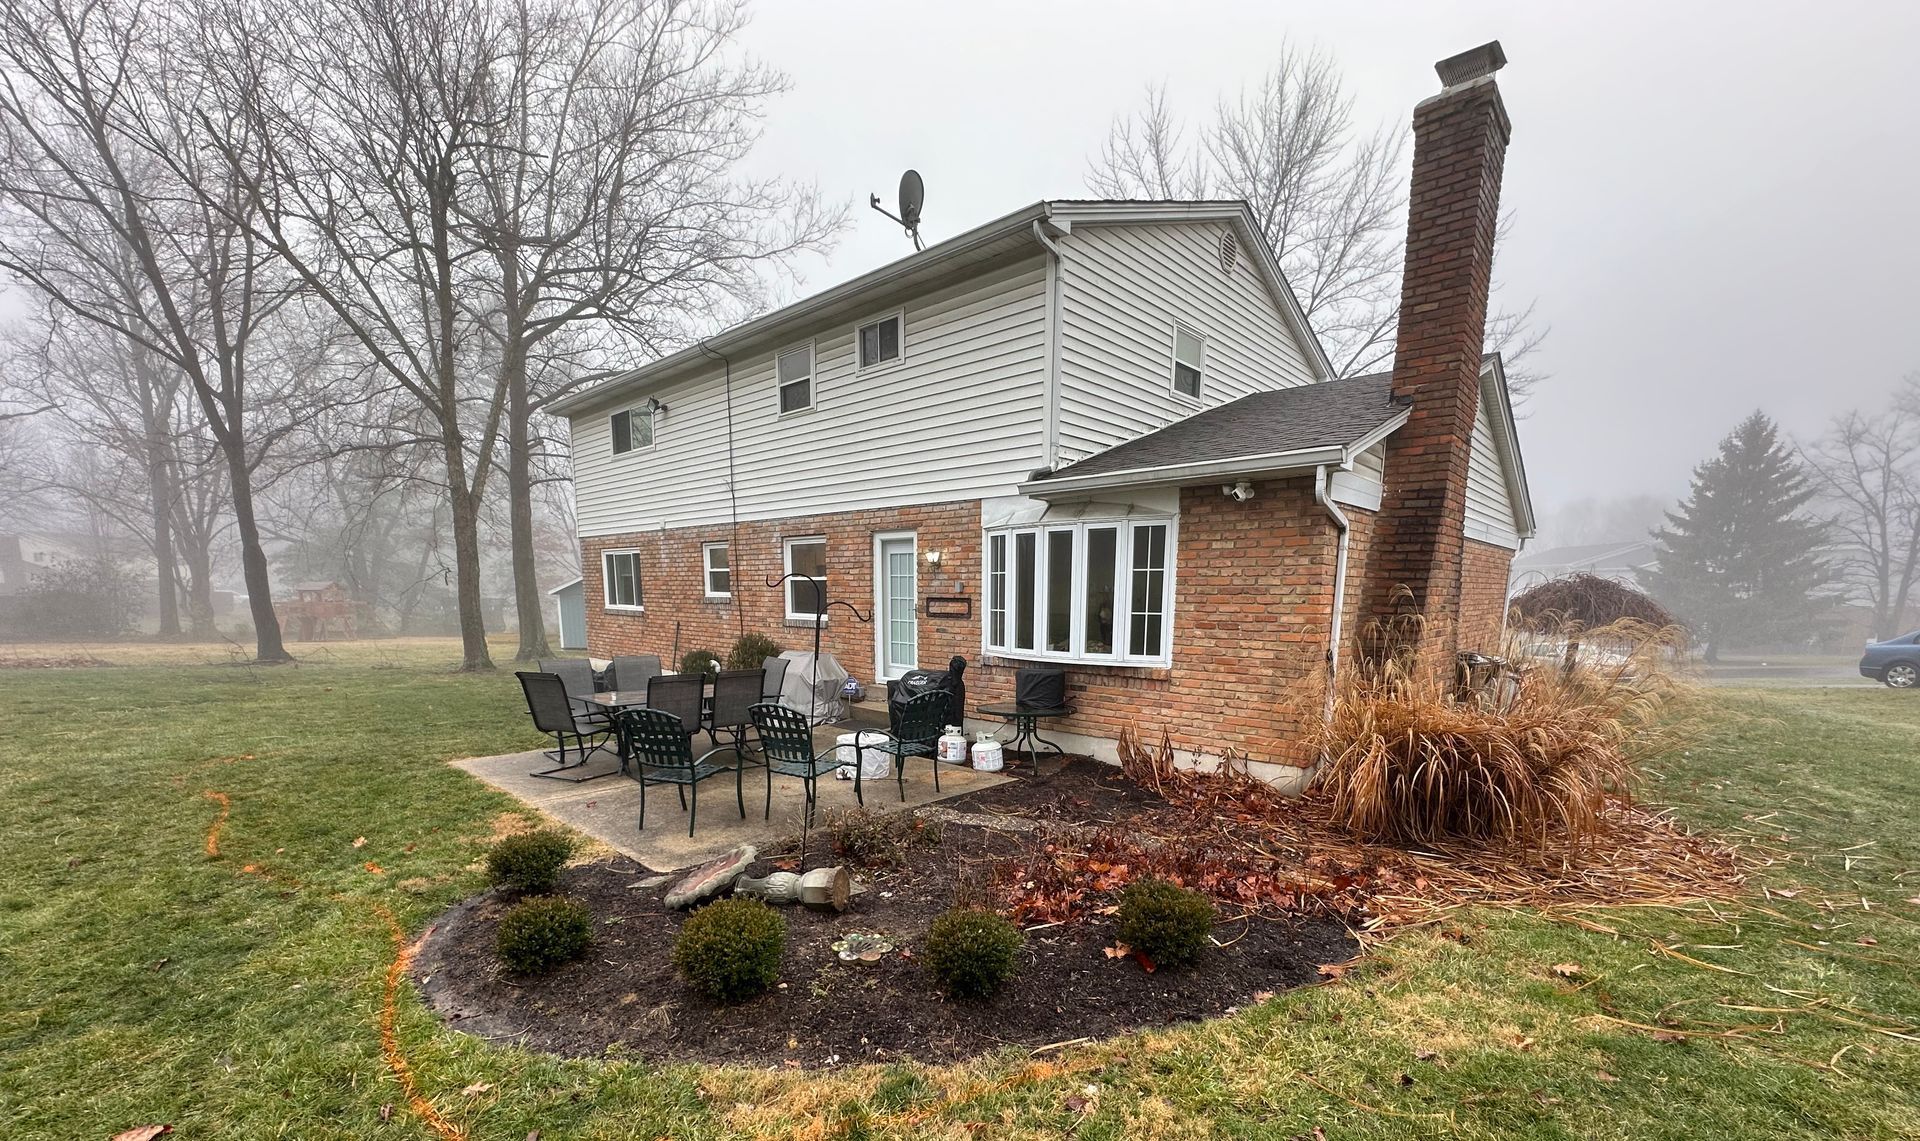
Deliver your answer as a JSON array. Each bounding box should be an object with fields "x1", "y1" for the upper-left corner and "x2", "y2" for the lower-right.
[
  {"x1": 486, "y1": 828, "x2": 574, "y2": 894},
  {"x1": 496, "y1": 895, "x2": 592, "y2": 975},
  {"x1": 923, "y1": 908, "x2": 1023, "y2": 999},
  {"x1": 673, "y1": 897, "x2": 786, "y2": 1003},
  {"x1": 1116, "y1": 877, "x2": 1214, "y2": 969},
  {"x1": 1313, "y1": 619, "x2": 1685, "y2": 851}
]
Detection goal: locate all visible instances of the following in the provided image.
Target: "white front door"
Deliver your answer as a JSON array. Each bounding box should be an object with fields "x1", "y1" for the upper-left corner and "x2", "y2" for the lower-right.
[{"x1": 876, "y1": 533, "x2": 918, "y2": 680}]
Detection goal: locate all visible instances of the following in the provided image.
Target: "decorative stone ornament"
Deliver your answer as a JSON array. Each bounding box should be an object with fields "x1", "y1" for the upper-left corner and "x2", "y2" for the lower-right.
[{"x1": 663, "y1": 843, "x2": 756, "y2": 909}]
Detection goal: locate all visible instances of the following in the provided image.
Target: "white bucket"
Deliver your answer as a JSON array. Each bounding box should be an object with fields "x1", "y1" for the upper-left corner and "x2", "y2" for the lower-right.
[
  {"x1": 970, "y1": 736, "x2": 1004, "y2": 772},
  {"x1": 835, "y1": 730, "x2": 893, "y2": 780}
]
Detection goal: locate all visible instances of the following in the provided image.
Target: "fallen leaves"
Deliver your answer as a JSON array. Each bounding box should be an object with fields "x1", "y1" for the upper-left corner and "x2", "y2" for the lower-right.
[
  {"x1": 1550, "y1": 962, "x2": 1583, "y2": 979},
  {"x1": 461, "y1": 1081, "x2": 494, "y2": 1096},
  {"x1": 352, "y1": 836, "x2": 368, "y2": 849},
  {"x1": 109, "y1": 1128, "x2": 171, "y2": 1141},
  {"x1": 1317, "y1": 961, "x2": 1353, "y2": 981}
]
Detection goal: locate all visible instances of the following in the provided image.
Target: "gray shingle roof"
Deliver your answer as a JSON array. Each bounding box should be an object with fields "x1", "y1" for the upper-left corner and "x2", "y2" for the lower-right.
[{"x1": 1034, "y1": 371, "x2": 1405, "y2": 483}]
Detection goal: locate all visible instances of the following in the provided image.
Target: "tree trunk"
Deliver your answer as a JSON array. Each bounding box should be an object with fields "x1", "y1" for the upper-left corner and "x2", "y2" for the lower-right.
[
  {"x1": 146, "y1": 458, "x2": 182, "y2": 638},
  {"x1": 222, "y1": 440, "x2": 291, "y2": 662},
  {"x1": 444, "y1": 471, "x2": 493, "y2": 670},
  {"x1": 506, "y1": 338, "x2": 550, "y2": 661}
]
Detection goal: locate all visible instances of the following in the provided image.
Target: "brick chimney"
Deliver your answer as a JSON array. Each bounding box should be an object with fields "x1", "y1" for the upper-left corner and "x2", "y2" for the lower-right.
[{"x1": 1365, "y1": 41, "x2": 1511, "y2": 667}]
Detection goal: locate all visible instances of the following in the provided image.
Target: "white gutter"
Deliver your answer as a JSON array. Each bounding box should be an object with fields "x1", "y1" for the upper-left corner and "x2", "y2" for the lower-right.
[
  {"x1": 1032, "y1": 217, "x2": 1064, "y2": 470},
  {"x1": 1313, "y1": 465, "x2": 1351, "y2": 721}
]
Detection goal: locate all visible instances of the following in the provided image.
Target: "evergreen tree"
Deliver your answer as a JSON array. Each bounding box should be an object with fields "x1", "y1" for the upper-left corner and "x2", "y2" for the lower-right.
[{"x1": 1641, "y1": 412, "x2": 1836, "y2": 650}]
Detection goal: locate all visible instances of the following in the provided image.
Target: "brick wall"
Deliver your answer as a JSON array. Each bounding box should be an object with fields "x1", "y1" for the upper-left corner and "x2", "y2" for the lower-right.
[
  {"x1": 1364, "y1": 63, "x2": 1511, "y2": 670},
  {"x1": 580, "y1": 473, "x2": 1346, "y2": 768},
  {"x1": 1457, "y1": 537, "x2": 1515, "y2": 652}
]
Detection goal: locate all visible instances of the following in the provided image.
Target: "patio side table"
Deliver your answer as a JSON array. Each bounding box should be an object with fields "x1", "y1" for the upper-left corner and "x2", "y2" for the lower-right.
[{"x1": 974, "y1": 701, "x2": 1073, "y2": 774}]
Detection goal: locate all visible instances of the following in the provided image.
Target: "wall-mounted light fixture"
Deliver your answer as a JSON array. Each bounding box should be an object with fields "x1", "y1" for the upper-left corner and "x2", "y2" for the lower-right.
[
  {"x1": 923, "y1": 549, "x2": 943, "y2": 567},
  {"x1": 647, "y1": 395, "x2": 669, "y2": 416},
  {"x1": 1222, "y1": 480, "x2": 1255, "y2": 502}
]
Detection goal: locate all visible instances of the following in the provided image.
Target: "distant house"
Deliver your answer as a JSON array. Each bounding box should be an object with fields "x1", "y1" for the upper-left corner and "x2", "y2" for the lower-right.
[
  {"x1": 552, "y1": 44, "x2": 1534, "y2": 779},
  {"x1": 1510, "y1": 541, "x2": 1658, "y2": 592},
  {"x1": 0, "y1": 532, "x2": 97, "y2": 597}
]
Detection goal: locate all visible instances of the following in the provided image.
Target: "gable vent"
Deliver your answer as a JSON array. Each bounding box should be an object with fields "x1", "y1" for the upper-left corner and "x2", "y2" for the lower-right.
[{"x1": 1218, "y1": 230, "x2": 1238, "y2": 273}]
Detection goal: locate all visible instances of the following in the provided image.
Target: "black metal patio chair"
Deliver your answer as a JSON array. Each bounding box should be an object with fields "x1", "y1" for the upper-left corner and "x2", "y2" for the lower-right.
[
  {"x1": 608, "y1": 654, "x2": 662, "y2": 693},
  {"x1": 858, "y1": 690, "x2": 947, "y2": 804},
  {"x1": 618, "y1": 706, "x2": 746, "y2": 836},
  {"x1": 748, "y1": 702, "x2": 840, "y2": 824},
  {"x1": 517, "y1": 671, "x2": 615, "y2": 780},
  {"x1": 539, "y1": 657, "x2": 608, "y2": 725},
  {"x1": 708, "y1": 668, "x2": 765, "y2": 752},
  {"x1": 646, "y1": 673, "x2": 705, "y2": 742},
  {"x1": 761, "y1": 656, "x2": 790, "y2": 704}
]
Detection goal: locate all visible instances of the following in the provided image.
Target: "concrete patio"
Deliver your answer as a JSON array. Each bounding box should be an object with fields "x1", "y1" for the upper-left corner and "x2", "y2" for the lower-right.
[{"x1": 452, "y1": 721, "x2": 1011, "y2": 871}]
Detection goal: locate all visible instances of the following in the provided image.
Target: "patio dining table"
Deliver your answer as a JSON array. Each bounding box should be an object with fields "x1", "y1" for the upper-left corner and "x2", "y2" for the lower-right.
[{"x1": 586, "y1": 685, "x2": 716, "y2": 769}]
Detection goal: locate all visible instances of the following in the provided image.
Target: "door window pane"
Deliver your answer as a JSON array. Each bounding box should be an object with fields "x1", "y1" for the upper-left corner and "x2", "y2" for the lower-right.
[
  {"x1": 887, "y1": 547, "x2": 916, "y2": 669},
  {"x1": 1083, "y1": 527, "x2": 1117, "y2": 655},
  {"x1": 1013, "y1": 532, "x2": 1036, "y2": 651},
  {"x1": 1128, "y1": 524, "x2": 1168, "y2": 657},
  {"x1": 1045, "y1": 529, "x2": 1074, "y2": 652}
]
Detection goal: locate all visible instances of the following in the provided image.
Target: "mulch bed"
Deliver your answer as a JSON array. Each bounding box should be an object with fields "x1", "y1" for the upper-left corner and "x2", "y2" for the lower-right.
[{"x1": 413, "y1": 758, "x2": 1358, "y2": 1066}]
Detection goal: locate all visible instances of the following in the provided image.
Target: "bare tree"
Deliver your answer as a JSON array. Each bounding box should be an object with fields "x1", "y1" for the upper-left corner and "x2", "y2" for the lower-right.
[
  {"x1": 1803, "y1": 375, "x2": 1920, "y2": 642},
  {"x1": 466, "y1": 0, "x2": 843, "y2": 660},
  {"x1": 1087, "y1": 43, "x2": 1546, "y2": 398},
  {"x1": 0, "y1": 0, "x2": 300, "y2": 660}
]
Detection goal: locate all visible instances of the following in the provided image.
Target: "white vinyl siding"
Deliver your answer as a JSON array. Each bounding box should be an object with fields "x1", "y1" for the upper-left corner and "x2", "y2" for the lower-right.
[
  {"x1": 1330, "y1": 441, "x2": 1386, "y2": 511},
  {"x1": 1465, "y1": 402, "x2": 1522, "y2": 548},
  {"x1": 1056, "y1": 221, "x2": 1317, "y2": 465},
  {"x1": 572, "y1": 256, "x2": 1048, "y2": 535}
]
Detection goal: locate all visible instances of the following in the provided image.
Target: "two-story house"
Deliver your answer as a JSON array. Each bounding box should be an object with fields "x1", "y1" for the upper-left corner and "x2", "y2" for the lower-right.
[{"x1": 552, "y1": 43, "x2": 1534, "y2": 784}]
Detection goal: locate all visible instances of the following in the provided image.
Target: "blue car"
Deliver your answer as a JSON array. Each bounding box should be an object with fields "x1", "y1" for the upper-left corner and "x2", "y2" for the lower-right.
[{"x1": 1860, "y1": 632, "x2": 1920, "y2": 687}]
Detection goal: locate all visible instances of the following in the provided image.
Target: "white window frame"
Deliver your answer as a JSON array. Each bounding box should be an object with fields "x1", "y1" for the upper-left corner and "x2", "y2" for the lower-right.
[
  {"x1": 783, "y1": 535, "x2": 829, "y2": 624},
  {"x1": 1170, "y1": 321, "x2": 1206, "y2": 401},
  {"x1": 854, "y1": 310, "x2": 906, "y2": 373},
  {"x1": 702, "y1": 541, "x2": 731, "y2": 599},
  {"x1": 610, "y1": 405, "x2": 654, "y2": 455},
  {"x1": 601, "y1": 549, "x2": 644, "y2": 611},
  {"x1": 775, "y1": 340, "x2": 815, "y2": 416},
  {"x1": 981, "y1": 516, "x2": 1176, "y2": 666}
]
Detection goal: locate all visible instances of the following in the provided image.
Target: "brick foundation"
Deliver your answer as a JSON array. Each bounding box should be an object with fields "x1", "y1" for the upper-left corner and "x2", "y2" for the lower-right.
[{"x1": 581, "y1": 474, "x2": 1346, "y2": 769}]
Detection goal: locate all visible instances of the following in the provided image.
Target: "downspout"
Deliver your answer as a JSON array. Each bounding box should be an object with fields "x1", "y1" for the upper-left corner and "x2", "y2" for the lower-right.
[
  {"x1": 1032, "y1": 217, "x2": 1063, "y2": 470},
  {"x1": 1313, "y1": 465, "x2": 1351, "y2": 721}
]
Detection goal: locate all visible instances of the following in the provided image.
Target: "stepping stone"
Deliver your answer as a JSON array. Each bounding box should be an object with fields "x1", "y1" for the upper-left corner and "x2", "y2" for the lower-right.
[{"x1": 663, "y1": 844, "x2": 756, "y2": 909}]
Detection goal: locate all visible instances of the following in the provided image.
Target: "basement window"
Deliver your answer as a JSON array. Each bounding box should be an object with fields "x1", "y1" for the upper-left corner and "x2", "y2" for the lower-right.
[
  {"x1": 603, "y1": 550, "x2": 643, "y2": 610},
  {"x1": 610, "y1": 405, "x2": 653, "y2": 454},
  {"x1": 1171, "y1": 323, "x2": 1205, "y2": 398},
  {"x1": 856, "y1": 313, "x2": 903, "y2": 370},
  {"x1": 985, "y1": 519, "x2": 1172, "y2": 665},
  {"x1": 703, "y1": 542, "x2": 731, "y2": 599},
  {"x1": 784, "y1": 537, "x2": 828, "y2": 622}
]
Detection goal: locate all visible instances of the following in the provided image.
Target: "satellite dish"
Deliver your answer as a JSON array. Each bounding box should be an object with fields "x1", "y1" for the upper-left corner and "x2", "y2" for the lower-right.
[
  {"x1": 869, "y1": 169, "x2": 925, "y2": 251},
  {"x1": 898, "y1": 170, "x2": 923, "y2": 229}
]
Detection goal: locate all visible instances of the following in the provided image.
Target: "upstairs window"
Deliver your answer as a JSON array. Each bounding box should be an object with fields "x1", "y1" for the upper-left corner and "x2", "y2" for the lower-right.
[
  {"x1": 784, "y1": 537, "x2": 828, "y2": 622},
  {"x1": 703, "y1": 542, "x2": 731, "y2": 598},
  {"x1": 856, "y1": 313, "x2": 903, "y2": 370},
  {"x1": 603, "y1": 550, "x2": 643, "y2": 609},
  {"x1": 610, "y1": 405, "x2": 653, "y2": 454},
  {"x1": 984, "y1": 519, "x2": 1173, "y2": 665},
  {"x1": 1171, "y1": 324, "x2": 1205, "y2": 398},
  {"x1": 777, "y1": 342, "x2": 813, "y2": 414}
]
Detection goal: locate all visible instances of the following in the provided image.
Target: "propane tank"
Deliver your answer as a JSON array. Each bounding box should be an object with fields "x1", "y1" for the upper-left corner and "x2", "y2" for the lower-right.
[
  {"x1": 970, "y1": 731, "x2": 1004, "y2": 772},
  {"x1": 937, "y1": 725, "x2": 969, "y2": 765}
]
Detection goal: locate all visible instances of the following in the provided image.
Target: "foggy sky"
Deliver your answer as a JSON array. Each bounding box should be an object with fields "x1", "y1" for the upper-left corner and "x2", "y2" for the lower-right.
[
  {"x1": 734, "y1": 0, "x2": 1920, "y2": 523},
  {"x1": 1, "y1": 1, "x2": 1912, "y2": 529}
]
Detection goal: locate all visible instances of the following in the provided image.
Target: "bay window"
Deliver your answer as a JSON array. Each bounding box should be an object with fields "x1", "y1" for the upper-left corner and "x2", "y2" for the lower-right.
[{"x1": 983, "y1": 519, "x2": 1173, "y2": 664}]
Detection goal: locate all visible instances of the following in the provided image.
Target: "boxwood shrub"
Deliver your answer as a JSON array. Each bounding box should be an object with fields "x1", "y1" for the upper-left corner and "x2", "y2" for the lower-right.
[
  {"x1": 1116, "y1": 877, "x2": 1214, "y2": 969},
  {"x1": 923, "y1": 908, "x2": 1023, "y2": 999},
  {"x1": 486, "y1": 828, "x2": 574, "y2": 894},
  {"x1": 673, "y1": 897, "x2": 786, "y2": 1002},
  {"x1": 496, "y1": 895, "x2": 592, "y2": 975}
]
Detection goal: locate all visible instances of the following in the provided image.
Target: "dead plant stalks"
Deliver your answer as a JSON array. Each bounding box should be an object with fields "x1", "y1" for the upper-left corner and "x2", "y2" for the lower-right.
[{"x1": 1311, "y1": 621, "x2": 1695, "y2": 851}]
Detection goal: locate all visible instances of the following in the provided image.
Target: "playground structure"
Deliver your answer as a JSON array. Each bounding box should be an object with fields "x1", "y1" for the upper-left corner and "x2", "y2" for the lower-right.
[{"x1": 276, "y1": 581, "x2": 367, "y2": 642}]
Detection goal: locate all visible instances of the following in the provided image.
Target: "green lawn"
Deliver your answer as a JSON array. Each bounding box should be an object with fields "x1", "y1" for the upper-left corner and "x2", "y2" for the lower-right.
[{"x1": 2, "y1": 644, "x2": 1916, "y2": 1139}]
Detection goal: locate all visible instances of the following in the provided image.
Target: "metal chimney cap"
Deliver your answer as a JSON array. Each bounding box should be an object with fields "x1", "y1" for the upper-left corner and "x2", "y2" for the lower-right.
[{"x1": 1435, "y1": 41, "x2": 1506, "y2": 87}]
